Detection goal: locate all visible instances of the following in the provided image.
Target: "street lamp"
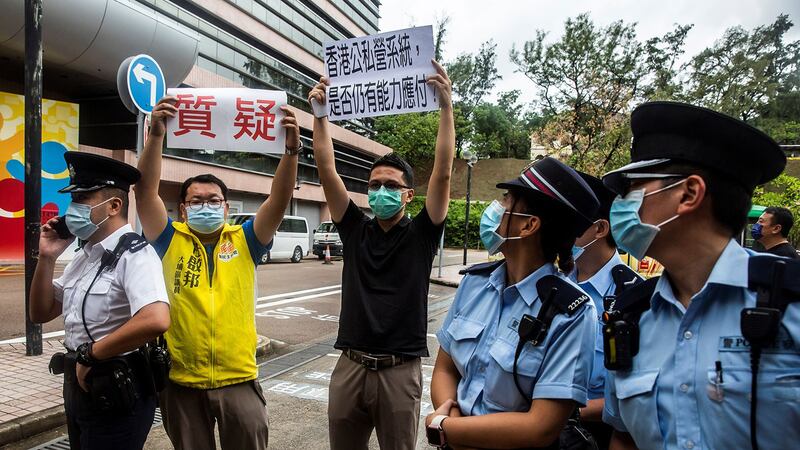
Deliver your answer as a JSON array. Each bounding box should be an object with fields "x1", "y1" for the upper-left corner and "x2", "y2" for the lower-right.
[{"x1": 462, "y1": 149, "x2": 478, "y2": 266}]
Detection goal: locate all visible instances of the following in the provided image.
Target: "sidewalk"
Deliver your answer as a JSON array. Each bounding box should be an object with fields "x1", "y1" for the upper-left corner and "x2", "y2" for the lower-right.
[
  {"x1": 0, "y1": 341, "x2": 65, "y2": 446},
  {"x1": 0, "y1": 336, "x2": 272, "y2": 448}
]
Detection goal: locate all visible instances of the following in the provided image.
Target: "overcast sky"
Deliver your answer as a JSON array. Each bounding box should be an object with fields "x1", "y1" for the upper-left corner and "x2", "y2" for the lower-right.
[{"x1": 378, "y1": 0, "x2": 800, "y2": 106}]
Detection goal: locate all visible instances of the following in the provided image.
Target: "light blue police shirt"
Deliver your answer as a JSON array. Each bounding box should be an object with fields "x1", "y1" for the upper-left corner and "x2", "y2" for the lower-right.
[
  {"x1": 571, "y1": 253, "x2": 626, "y2": 400},
  {"x1": 437, "y1": 262, "x2": 597, "y2": 416},
  {"x1": 603, "y1": 240, "x2": 800, "y2": 450}
]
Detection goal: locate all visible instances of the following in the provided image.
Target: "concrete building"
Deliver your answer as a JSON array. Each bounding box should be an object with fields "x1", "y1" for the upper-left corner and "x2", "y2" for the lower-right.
[{"x1": 0, "y1": 0, "x2": 388, "y2": 261}]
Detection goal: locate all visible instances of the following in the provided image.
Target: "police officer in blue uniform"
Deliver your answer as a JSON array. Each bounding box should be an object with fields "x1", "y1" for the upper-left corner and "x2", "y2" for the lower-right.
[
  {"x1": 570, "y1": 172, "x2": 642, "y2": 449},
  {"x1": 425, "y1": 157, "x2": 601, "y2": 449},
  {"x1": 30, "y1": 152, "x2": 171, "y2": 450},
  {"x1": 600, "y1": 101, "x2": 800, "y2": 450}
]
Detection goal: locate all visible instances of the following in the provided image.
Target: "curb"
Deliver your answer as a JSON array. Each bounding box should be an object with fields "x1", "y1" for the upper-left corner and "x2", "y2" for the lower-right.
[
  {"x1": 256, "y1": 335, "x2": 272, "y2": 358},
  {"x1": 0, "y1": 406, "x2": 65, "y2": 447},
  {"x1": 429, "y1": 277, "x2": 460, "y2": 288}
]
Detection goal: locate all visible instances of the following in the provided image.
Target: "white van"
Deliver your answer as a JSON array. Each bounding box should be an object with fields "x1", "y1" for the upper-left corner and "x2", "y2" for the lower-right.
[
  {"x1": 312, "y1": 221, "x2": 342, "y2": 259},
  {"x1": 227, "y1": 213, "x2": 309, "y2": 264}
]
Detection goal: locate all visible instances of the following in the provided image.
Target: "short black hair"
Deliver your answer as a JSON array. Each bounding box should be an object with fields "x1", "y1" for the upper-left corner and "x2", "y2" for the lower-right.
[
  {"x1": 98, "y1": 187, "x2": 129, "y2": 219},
  {"x1": 180, "y1": 174, "x2": 229, "y2": 202},
  {"x1": 764, "y1": 206, "x2": 794, "y2": 237},
  {"x1": 653, "y1": 162, "x2": 751, "y2": 237},
  {"x1": 371, "y1": 153, "x2": 414, "y2": 187}
]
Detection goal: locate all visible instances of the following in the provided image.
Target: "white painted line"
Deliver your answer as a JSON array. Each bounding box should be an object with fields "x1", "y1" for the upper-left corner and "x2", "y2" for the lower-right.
[
  {"x1": 0, "y1": 329, "x2": 65, "y2": 344},
  {"x1": 256, "y1": 290, "x2": 342, "y2": 309},
  {"x1": 426, "y1": 333, "x2": 438, "y2": 339},
  {"x1": 257, "y1": 285, "x2": 341, "y2": 302},
  {"x1": 326, "y1": 353, "x2": 340, "y2": 357}
]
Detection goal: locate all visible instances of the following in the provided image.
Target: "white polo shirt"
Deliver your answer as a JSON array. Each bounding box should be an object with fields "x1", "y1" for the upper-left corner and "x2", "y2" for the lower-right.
[{"x1": 53, "y1": 224, "x2": 169, "y2": 350}]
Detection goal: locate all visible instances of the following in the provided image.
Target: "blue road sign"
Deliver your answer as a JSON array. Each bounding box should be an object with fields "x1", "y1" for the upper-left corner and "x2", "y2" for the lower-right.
[{"x1": 126, "y1": 54, "x2": 166, "y2": 114}]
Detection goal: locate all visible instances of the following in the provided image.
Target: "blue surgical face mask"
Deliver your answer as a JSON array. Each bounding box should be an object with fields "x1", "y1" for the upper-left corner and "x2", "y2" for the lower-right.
[
  {"x1": 751, "y1": 223, "x2": 764, "y2": 241},
  {"x1": 187, "y1": 206, "x2": 225, "y2": 234},
  {"x1": 479, "y1": 200, "x2": 533, "y2": 255},
  {"x1": 609, "y1": 179, "x2": 686, "y2": 260},
  {"x1": 572, "y1": 238, "x2": 599, "y2": 261},
  {"x1": 368, "y1": 186, "x2": 405, "y2": 220},
  {"x1": 64, "y1": 197, "x2": 116, "y2": 241}
]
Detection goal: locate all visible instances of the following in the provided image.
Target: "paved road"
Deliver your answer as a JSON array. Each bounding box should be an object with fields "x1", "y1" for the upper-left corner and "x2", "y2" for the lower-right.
[{"x1": 1, "y1": 248, "x2": 486, "y2": 449}]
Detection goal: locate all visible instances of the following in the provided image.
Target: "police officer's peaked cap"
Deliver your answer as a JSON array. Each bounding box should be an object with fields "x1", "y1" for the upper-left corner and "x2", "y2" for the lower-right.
[
  {"x1": 577, "y1": 171, "x2": 616, "y2": 221},
  {"x1": 603, "y1": 101, "x2": 785, "y2": 195},
  {"x1": 59, "y1": 152, "x2": 141, "y2": 193},
  {"x1": 497, "y1": 156, "x2": 600, "y2": 237}
]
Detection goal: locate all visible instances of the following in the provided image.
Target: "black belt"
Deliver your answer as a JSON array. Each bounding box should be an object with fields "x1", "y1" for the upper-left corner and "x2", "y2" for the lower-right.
[
  {"x1": 344, "y1": 348, "x2": 415, "y2": 371},
  {"x1": 62, "y1": 351, "x2": 147, "y2": 384}
]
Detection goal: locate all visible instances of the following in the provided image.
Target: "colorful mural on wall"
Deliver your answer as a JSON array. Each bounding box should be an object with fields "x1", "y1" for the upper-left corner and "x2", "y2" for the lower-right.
[{"x1": 0, "y1": 92, "x2": 79, "y2": 262}]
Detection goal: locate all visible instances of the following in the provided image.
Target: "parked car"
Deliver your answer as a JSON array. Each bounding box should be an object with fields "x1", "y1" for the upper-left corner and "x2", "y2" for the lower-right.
[
  {"x1": 312, "y1": 221, "x2": 342, "y2": 259},
  {"x1": 227, "y1": 213, "x2": 309, "y2": 264}
]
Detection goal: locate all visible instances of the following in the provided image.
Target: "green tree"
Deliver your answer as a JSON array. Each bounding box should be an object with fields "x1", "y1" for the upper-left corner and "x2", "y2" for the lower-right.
[
  {"x1": 447, "y1": 40, "x2": 502, "y2": 132},
  {"x1": 687, "y1": 14, "x2": 800, "y2": 122},
  {"x1": 470, "y1": 91, "x2": 533, "y2": 159},
  {"x1": 372, "y1": 112, "x2": 441, "y2": 167},
  {"x1": 511, "y1": 14, "x2": 692, "y2": 174}
]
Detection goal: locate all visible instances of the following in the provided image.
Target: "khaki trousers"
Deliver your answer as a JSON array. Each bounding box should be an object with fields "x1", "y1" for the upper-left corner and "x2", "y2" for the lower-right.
[
  {"x1": 328, "y1": 353, "x2": 422, "y2": 450},
  {"x1": 159, "y1": 379, "x2": 269, "y2": 450}
]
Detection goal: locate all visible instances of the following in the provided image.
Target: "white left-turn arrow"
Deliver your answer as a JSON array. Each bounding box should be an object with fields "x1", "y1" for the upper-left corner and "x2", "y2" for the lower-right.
[{"x1": 133, "y1": 63, "x2": 158, "y2": 108}]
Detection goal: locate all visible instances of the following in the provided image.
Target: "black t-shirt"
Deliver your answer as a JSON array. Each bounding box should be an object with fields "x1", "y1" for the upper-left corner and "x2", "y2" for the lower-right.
[
  {"x1": 334, "y1": 200, "x2": 444, "y2": 356},
  {"x1": 764, "y1": 242, "x2": 799, "y2": 259}
]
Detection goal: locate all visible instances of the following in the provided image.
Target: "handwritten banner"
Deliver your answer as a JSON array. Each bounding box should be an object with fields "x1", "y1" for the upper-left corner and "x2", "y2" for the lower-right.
[
  {"x1": 166, "y1": 88, "x2": 287, "y2": 154},
  {"x1": 324, "y1": 26, "x2": 438, "y2": 121}
]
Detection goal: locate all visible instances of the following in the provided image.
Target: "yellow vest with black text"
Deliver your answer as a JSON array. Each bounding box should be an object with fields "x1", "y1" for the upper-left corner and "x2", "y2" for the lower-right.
[{"x1": 161, "y1": 221, "x2": 258, "y2": 389}]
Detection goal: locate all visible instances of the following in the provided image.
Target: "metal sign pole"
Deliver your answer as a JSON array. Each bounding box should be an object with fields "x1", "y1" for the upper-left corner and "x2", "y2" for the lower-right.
[{"x1": 24, "y1": 0, "x2": 43, "y2": 356}]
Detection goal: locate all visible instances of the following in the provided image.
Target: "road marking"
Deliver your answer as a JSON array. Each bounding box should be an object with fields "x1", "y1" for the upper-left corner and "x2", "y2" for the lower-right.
[
  {"x1": 0, "y1": 285, "x2": 344, "y2": 344},
  {"x1": 256, "y1": 290, "x2": 342, "y2": 309},
  {"x1": 0, "y1": 330, "x2": 65, "y2": 344},
  {"x1": 257, "y1": 285, "x2": 341, "y2": 302}
]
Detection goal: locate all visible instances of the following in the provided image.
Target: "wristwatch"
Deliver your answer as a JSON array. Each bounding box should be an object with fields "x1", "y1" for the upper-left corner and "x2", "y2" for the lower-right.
[
  {"x1": 426, "y1": 414, "x2": 448, "y2": 448},
  {"x1": 285, "y1": 141, "x2": 303, "y2": 156},
  {"x1": 75, "y1": 342, "x2": 97, "y2": 367}
]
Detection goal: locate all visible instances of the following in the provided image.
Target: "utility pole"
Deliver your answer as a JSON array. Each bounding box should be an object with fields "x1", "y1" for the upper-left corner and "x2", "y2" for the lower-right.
[
  {"x1": 24, "y1": 0, "x2": 43, "y2": 356},
  {"x1": 462, "y1": 150, "x2": 477, "y2": 266}
]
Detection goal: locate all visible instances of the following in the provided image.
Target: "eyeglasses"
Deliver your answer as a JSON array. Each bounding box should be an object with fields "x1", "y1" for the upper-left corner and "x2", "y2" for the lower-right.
[
  {"x1": 184, "y1": 199, "x2": 225, "y2": 211},
  {"x1": 367, "y1": 181, "x2": 410, "y2": 192}
]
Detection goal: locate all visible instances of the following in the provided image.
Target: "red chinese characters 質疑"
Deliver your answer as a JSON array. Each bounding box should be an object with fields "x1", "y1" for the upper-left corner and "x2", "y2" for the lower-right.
[
  {"x1": 233, "y1": 97, "x2": 277, "y2": 141},
  {"x1": 173, "y1": 94, "x2": 217, "y2": 138}
]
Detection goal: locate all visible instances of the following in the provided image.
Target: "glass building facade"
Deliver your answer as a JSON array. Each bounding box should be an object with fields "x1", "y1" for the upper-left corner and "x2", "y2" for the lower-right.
[{"x1": 134, "y1": 0, "x2": 382, "y2": 193}]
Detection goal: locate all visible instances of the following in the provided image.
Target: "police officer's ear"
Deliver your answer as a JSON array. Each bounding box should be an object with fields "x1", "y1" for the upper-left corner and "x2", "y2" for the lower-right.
[
  {"x1": 106, "y1": 195, "x2": 124, "y2": 217},
  {"x1": 518, "y1": 215, "x2": 541, "y2": 239},
  {"x1": 594, "y1": 219, "x2": 611, "y2": 239},
  {"x1": 676, "y1": 175, "x2": 707, "y2": 216}
]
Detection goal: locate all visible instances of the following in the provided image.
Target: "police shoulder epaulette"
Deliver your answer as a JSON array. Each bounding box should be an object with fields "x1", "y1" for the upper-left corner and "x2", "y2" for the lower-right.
[
  {"x1": 535, "y1": 275, "x2": 590, "y2": 316},
  {"x1": 610, "y1": 264, "x2": 644, "y2": 296},
  {"x1": 459, "y1": 260, "x2": 504, "y2": 276},
  {"x1": 120, "y1": 232, "x2": 149, "y2": 254},
  {"x1": 613, "y1": 276, "x2": 659, "y2": 315}
]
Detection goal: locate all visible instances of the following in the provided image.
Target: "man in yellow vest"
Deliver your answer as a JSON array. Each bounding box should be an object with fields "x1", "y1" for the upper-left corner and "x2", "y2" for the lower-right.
[{"x1": 135, "y1": 96, "x2": 301, "y2": 450}]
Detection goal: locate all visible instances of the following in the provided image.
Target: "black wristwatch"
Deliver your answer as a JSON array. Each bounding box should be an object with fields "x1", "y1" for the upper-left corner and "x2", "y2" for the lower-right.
[{"x1": 75, "y1": 342, "x2": 97, "y2": 366}]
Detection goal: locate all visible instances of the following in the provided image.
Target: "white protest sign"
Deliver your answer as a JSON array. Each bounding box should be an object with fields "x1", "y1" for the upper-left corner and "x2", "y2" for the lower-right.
[
  {"x1": 166, "y1": 88, "x2": 286, "y2": 154},
  {"x1": 324, "y1": 26, "x2": 438, "y2": 121}
]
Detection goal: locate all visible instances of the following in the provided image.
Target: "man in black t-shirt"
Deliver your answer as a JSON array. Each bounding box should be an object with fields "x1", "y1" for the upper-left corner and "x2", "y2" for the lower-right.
[
  {"x1": 308, "y1": 61, "x2": 454, "y2": 450},
  {"x1": 752, "y1": 206, "x2": 798, "y2": 258}
]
